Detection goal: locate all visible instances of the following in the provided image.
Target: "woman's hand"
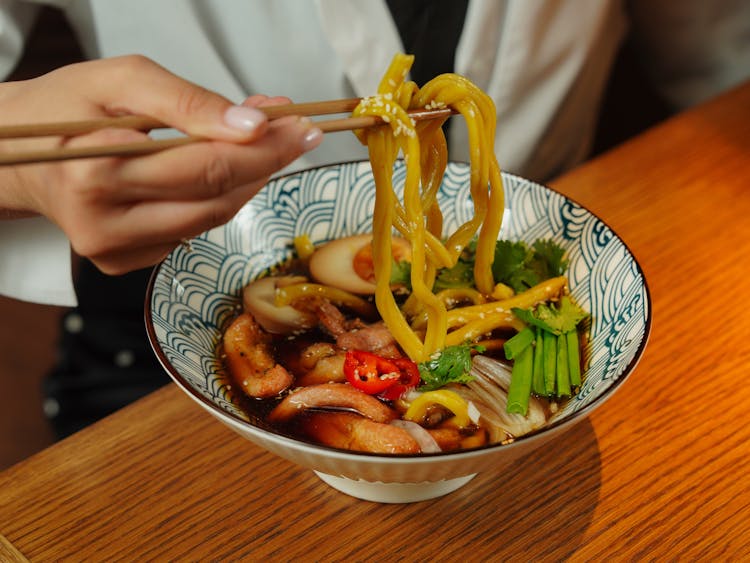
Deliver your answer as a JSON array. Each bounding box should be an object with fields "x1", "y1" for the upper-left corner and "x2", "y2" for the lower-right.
[{"x1": 0, "y1": 55, "x2": 323, "y2": 274}]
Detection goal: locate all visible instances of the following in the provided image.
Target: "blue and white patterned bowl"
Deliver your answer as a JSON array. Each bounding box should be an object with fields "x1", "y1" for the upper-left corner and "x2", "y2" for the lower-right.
[{"x1": 146, "y1": 161, "x2": 651, "y2": 502}]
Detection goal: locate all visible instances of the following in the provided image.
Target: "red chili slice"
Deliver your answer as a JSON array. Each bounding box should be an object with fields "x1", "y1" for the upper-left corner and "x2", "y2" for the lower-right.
[
  {"x1": 343, "y1": 350, "x2": 421, "y2": 399},
  {"x1": 344, "y1": 350, "x2": 401, "y2": 395},
  {"x1": 379, "y1": 358, "x2": 421, "y2": 400}
]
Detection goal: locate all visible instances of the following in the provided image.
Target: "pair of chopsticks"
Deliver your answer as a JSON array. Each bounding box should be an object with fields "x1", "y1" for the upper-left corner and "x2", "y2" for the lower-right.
[{"x1": 0, "y1": 98, "x2": 454, "y2": 165}]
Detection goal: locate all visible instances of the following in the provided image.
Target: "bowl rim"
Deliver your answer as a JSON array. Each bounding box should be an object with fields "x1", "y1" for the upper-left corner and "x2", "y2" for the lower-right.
[{"x1": 144, "y1": 159, "x2": 653, "y2": 460}]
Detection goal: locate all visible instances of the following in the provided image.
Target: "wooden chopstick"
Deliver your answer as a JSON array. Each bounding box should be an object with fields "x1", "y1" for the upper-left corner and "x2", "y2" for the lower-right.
[
  {"x1": 0, "y1": 98, "x2": 363, "y2": 140},
  {"x1": 0, "y1": 99, "x2": 454, "y2": 165}
]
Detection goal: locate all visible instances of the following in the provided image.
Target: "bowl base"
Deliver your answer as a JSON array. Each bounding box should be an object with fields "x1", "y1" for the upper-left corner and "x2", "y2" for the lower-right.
[{"x1": 314, "y1": 471, "x2": 476, "y2": 503}]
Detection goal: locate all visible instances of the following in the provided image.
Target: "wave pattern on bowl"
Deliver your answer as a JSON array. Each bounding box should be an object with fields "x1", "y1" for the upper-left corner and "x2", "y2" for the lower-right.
[{"x1": 148, "y1": 161, "x2": 649, "y2": 437}]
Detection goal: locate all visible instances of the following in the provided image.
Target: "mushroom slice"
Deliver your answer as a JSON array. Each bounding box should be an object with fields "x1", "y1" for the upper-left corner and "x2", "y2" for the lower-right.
[
  {"x1": 267, "y1": 383, "x2": 397, "y2": 424},
  {"x1": 303, "y1": 411, "x2": 420, "y2": 454}
]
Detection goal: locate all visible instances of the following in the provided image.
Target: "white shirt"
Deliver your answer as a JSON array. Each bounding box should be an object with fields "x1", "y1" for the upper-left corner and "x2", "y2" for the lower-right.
[{"x1": 0, "y1": 0, "x2": 747, "y2": 305}]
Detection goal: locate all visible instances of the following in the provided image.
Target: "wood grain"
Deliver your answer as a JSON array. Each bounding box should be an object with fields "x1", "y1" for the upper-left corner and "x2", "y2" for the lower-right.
[
  {"x1": 0, "y1": 535, "x2": 29, "y2": 563},
  {"x1": 1, "y1": 81, "x2": 749, "y2": 561}
]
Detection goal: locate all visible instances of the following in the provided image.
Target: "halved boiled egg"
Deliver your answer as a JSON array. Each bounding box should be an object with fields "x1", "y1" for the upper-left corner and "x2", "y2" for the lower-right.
[{"x1": 308, "y1": 234, "x2": 411, "y2": 295}]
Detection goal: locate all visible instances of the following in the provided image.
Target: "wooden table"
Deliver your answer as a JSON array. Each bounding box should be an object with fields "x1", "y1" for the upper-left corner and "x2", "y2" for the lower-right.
[{"x1": 2, "y1": 82, "x2": 749, "y2": 562}]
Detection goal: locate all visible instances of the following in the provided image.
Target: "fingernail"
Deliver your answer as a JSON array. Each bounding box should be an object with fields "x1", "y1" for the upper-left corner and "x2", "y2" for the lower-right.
[
  {"x1": 302, "y1": 126, "x2": 323, "y2": 151},
  {"x1": 223, "y1": 105, "x2": 266, "y2": 134}
]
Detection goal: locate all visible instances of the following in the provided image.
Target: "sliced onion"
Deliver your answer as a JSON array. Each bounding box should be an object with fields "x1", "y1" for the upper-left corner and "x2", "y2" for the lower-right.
[
  {"x1": 464, "y1": 356, "x2": 548, "y2": 438},
  {"x1": 447, "y1": 385, "x2": 512, "y2": 444},
  {"x1": 467, "y1": 400, "x2": 482, "y2": 425},
  {"x1": 390, "y1": 419, "x2": 442, "y2": 453},
  {"x1": 471, "y1": 355, "x2": 513, "y2": 390}
]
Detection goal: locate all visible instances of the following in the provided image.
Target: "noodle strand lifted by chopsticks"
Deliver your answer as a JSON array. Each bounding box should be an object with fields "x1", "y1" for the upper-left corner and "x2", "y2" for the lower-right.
[{"x1": 353, "y1": 53, "x2": 505, "y2": 362}]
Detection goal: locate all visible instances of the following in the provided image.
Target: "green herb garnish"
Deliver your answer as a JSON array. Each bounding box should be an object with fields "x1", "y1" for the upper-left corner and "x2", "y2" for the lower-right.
[
  {"x1": 504, "y1": 296, "x2": 589, "y2": 414},
  {"x1": 418, "y1": 344, "x2": 483, "y2": 391},
  {"x1": 389, "y1": 258, "x2": 412, "y2": 290},
  {"x1": 433, "y1": 258, "x2": 475, "y2": 291},
  {"x1": 491, "y1": 239, "x2": 569, "y2": 293}
]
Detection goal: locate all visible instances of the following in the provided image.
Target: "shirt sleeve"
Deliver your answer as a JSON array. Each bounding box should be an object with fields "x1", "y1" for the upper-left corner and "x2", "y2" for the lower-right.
[
  {"x1": 0, "y1": 217, "x2": 77, "y2": 306},
  {"x1": 0, "y1": 3, "x2": 76, "y2": 306}
]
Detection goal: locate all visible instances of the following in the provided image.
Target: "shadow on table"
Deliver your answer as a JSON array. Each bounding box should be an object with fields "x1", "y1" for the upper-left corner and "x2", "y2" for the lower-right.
[{"x1": 308, "y1": 417, "x2": 603, "y2": 561}]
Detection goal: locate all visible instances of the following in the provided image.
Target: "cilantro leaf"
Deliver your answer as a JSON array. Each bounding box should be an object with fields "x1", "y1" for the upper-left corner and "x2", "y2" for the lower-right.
[
  {"x1": 418, "y1": 344, "x2": 481, "y2": 390},
  {"x1": 512, "y1": 296, "x2": 588, "y2": 335},
  {"x1": 434, "y1": 259, "x2": 475, "y2": 291},
  {"x1": 389, "y1": 259, "x2": 412, "y2": 290},
  {"x1": 555, "y1": 296, "x2": 588, "y2": 331},
  {"x1": 531, "y1": 239, "x2": 569, "y2": 279},
  {"x1": 491, "y1": 240, "x2": 533, "y2": 292},
  {"x1": 492, "y1": 239, "x2": 569, "y2": 293}
]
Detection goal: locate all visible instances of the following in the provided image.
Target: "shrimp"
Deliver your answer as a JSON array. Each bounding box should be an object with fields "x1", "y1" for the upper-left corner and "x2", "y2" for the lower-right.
[{"x1": 223, "y1": 312, "x2": 293, "y2": 398}]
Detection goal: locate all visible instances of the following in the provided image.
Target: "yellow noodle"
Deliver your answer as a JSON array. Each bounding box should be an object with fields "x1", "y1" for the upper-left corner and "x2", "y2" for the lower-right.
[
  {"x1": 274, "y1": 283, "x2": 376, "y2": 318},
  {"x1": 437, "y1": 287, "x2": 487, "y2": 307},
  {"x1": 445, "y1": 313, "x2": 525, "y2": 347},
  {"x1": 368, "y1": 128, "x2": 424, "y2": 360},
  {"x1": 441, "y1": 278, "x2": 568, "y2": 345},
  {"x1": 445, "y1": 276, "x2": 568, "y2": 329},
  {"x1": 353, "y1": 53, "x2": 505, "y2": 361},
  {"x1": 409, "y1": 287, "x2": 488, "y2": 332}
]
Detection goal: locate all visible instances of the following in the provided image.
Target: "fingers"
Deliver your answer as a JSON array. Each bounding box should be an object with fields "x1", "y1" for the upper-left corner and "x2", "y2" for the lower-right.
[
  {"x1": 71, "y1": 176, "x2": 269, "y2": 270},
  {"x1": 105, "y1": 178, "x2": 269, "y2": 248},
  {"x1": 243, "y1": 94, "x2": 292, "y2": 108},
  {"x1": 80, "y1": 55, "x2": 269, "y2": 142},
  {"x1": 21, "y1": 56, "x2": 329, "y2": 275},
  {"x1": 57, "y1": 117, "x2": 323, "y2": 261},
  {"x1": 85, "y1": 240, "x2": 179, "y2": 276},
  {"x1": 114, "y1": 115, "x2": 322, "y2": 201}
]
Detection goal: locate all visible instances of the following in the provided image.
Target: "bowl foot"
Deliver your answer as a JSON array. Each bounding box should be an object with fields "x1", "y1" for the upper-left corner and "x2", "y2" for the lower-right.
[{"x1": 314, "y1": 471, "x2": 476, "y2": 503}]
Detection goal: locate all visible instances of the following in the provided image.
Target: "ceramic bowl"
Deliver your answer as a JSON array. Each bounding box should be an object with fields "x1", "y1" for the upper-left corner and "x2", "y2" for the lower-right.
[{"x1": 145, "y1": 161, "x2": 651, "y2": 503}]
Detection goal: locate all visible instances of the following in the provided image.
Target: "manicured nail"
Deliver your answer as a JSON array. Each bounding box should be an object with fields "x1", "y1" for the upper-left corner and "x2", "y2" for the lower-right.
[
  {"x1": 223, "y1": 105, "x2": 266, "y2": 134},
  {"x1": 302, "y1": 126, "x2": 323, "y2": 151}
]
